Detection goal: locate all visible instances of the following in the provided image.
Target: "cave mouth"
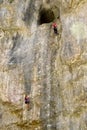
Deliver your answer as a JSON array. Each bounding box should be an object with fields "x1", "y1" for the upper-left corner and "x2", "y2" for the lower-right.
[{"x1": 39, "y1": 8, "x2": 55, "y2": 25}]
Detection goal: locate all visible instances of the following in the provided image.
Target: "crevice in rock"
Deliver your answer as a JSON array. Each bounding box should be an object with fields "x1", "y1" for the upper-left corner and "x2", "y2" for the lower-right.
[
  {"x1": 38, "y1": 8, "x2": 55, "y2": 25},
  {"x1": 8, "y1": 33, "x2": 21, "y2": 68},
  {"x1": 23, "y1": 71, "x2": 31, "y2": 95},
  {"x1": 11, "y1": 33, "x2": 21, "y2": 52},
  {"x1": 23, "y1": 0, "x2": 36, "y2": 25}
]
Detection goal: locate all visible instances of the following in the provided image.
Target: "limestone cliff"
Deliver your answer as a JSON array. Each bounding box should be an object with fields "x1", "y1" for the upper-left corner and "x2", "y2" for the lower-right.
[{"x1": 0, "y1": 0, "x2": 87, "y2": 130}]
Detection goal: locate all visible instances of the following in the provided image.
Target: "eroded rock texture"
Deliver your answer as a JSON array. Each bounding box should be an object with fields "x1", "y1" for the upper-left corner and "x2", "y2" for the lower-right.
[{"x1": 0, "y1": 0, "x2": 87, "y2": 130}]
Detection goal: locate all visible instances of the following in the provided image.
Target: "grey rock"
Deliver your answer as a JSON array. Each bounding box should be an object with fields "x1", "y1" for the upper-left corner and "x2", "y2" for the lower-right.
[{"x1": 0, "y1": 0, "x2": 87, "y2": 130}]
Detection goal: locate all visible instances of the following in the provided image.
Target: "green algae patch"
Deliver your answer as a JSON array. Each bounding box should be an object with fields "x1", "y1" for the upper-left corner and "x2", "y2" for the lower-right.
[
  {"x1": 17, "y1": 120, "x2": 43, "y2": 130},
  {"x1": 0, "y1": 26, "x2": 21, "y2": 36},
  {"x1": 8, "y1": 0, "x2": 14, "y2": 3},
  {"x1": 0, "y1": 27, "x2": 20, "y2": 32},
  {"x1": 71, "y1": 106, "x2": 87, "y2": 118}
]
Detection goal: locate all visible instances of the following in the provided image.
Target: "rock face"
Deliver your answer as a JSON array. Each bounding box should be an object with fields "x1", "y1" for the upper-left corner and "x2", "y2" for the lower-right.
[{"x1": 0, "y1": 0, "x2": 87, "y2": 130}]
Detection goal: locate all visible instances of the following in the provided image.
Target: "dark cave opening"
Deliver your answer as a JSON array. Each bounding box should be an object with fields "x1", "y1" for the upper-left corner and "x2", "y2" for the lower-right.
[{"x1": 39, "y1": 8, "x2": 55, "y2": 25}]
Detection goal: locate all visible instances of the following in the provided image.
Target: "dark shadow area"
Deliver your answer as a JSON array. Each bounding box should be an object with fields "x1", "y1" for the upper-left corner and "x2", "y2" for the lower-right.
[
  {"x1": 23, "y1": 71, "x2": 31, "y2": 95},
  {"x1": 8, "y1": 0, "x2": 14, "y2": 3},
  {"x1": 8, "y1": 33, "x2": 21, "y2": 68},
  {"x1": 23, "y1": 0, "x2": 35, "y2": 25},
  {"x1": 46, "y1": 0, "x2": 50, "y2": 3},
  {"x1": 28, "y1": 97, "x2": 34, "y2": 111},
  {"x1": 38, "y1": 8, "x2": 55, "y2": 25},
  {"x1": 0, "y1": 0, "x2": 3, "y2": 4}
]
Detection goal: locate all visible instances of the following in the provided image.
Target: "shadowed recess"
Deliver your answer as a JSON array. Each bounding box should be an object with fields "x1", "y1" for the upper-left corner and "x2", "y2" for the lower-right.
[
  {"x1": 23, "y1": 0, "x2": 35, "y2": 25},
  {"x1": 39, "y1": 8, "x2": 55, "y2": 25}
]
